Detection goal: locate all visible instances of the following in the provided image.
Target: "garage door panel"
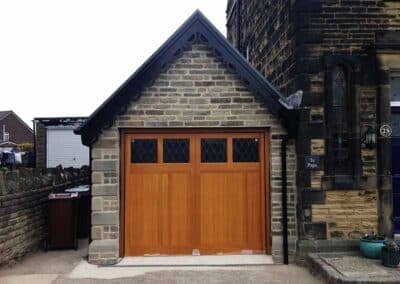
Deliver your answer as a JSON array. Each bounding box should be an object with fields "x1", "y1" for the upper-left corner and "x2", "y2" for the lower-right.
[
  {"x1": 199, "y1": 172, "x2": 246, "y2": 249},
  {"x1": 167, "y1": 172, "x2": 194, "y2": 249},
  {"x1": 246, "y1": 171, "x2": 264, "y2": 249},
  {"x1": 223, "y1": 173, "x2": 246, "y2": 247},
  {"x1": 198, "y1": 172, "x2": 221, "y2": 247},
  {"x1": 125, "y1": 173, "x2": 162, "y2": 253}
]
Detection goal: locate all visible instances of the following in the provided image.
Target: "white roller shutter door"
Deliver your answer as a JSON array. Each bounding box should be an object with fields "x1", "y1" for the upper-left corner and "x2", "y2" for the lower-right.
[{"x1": 46, "y1": 128, "x2": 89, "y2": 168}]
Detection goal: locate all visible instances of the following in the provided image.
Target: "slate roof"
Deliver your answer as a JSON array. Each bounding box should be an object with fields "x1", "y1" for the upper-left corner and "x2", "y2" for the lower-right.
[
  {"x1": 75, "y1": 10, "x2": 298, "y2": 146},
  {"x1": 0, "y1": 111, "x2": 12, "y2": 121}
]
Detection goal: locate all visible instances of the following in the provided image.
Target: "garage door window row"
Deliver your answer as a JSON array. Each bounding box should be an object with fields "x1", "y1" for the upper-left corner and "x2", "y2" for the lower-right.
[{"x1": 131, "y1": 138, "x2": 260, "y2": 164}]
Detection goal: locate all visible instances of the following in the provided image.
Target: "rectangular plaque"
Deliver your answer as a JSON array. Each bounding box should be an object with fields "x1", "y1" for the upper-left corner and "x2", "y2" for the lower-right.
[{"x1": 304, "y1": 155, "x2": 321, "y2": 170}]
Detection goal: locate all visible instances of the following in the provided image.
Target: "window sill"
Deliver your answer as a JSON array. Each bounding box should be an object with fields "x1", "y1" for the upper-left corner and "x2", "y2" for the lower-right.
[{"x1": 322, "y1": 175, "x2": 377, "y2": 190}]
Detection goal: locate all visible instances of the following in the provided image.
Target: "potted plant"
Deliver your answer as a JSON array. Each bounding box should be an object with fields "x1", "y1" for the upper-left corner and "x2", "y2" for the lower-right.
[
  {"x1": 382, "y1": 240, "x2": 400, "y2": 268},
  {"x1": 360, "y1": 232, "x2": 386, "y2": 259}
]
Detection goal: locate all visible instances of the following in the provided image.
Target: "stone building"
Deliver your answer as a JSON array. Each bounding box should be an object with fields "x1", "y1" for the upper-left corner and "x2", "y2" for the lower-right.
[
  {"x1": 75, "y1": 2, "x2": 400, "y2": 265},
  {"x1": 0, "y1": 110, "x2": 33, "y2": 149},
  {"x1": 76, "y1": 11, "x2": 301, "y2": 264},
  {"x1": 226, "y1": 0, "x2": 400, "y2": 259}
]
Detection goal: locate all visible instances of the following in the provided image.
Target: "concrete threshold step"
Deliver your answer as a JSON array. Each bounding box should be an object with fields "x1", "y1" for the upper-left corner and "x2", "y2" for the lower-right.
[{"x1": 114, "y1": 255, "x2": 274, "y2": 267}]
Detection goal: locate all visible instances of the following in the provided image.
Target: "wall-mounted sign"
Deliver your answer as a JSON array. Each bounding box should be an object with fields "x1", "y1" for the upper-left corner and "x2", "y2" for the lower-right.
[
  {"x1": 380, "y1": 124, "x2": 392, "y2": 138},
  {"x1": 304, "y1": 155, "x2": 321, "y2": 170}
]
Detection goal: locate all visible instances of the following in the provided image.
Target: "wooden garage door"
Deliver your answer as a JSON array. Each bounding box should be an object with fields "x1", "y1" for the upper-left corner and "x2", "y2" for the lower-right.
[{"x1": 122, "y1": 130, "x2": 269, "y2": 256}]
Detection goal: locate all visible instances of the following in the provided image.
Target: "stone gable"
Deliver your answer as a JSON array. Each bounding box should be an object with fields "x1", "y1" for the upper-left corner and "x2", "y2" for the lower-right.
[
  {"x1": 115, "y1": 44, "x2": 279, "y2": 129},
  {"x1": 89, "y1": 43, "x2": 297, "y2": 264}
]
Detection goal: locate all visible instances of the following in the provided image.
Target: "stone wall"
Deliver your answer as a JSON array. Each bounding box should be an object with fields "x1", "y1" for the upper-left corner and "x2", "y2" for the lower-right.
[
  {"x1": 0, "y1": 167, "x2": 89, "y2": 266},
  {"x1": 227, "y1": 0, "x2": 400, "y2": 242},
  {"x1": 226, "y1": 0, "x2": 400, "y2": 260},
  {"x1": 227, "y1": 0, "x2": 295, "y2": 96},
  {"x1": 312, "y1": 190, "x2": 378, "y2": 239},
  {"x1": 34, "y1": 121, "x2": 46, "y2": 168},
  {"x1": 89, "y1": 43, "x2": 297, "y2": 265}
]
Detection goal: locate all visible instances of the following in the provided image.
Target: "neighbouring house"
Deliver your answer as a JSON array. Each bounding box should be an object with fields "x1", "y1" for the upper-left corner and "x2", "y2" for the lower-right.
[
  {"x1": 75, "y1": 11, "x2": 300, "y2": 265},
  {"x1": 226, "y1": 0, "x2": 400, "y2": 259},
  {"x1": 34, "y1": 117, "x2": 89, "y2": 168},
  {"x1": 0, "y1": 110, "x2": 33, "y2": 151}
]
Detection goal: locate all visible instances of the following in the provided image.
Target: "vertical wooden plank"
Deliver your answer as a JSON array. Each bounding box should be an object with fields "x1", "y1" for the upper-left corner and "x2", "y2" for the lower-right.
[
  {"x1": 263, "y1": 130, "x2": 271, "y2": 253},
  {"x1": 192, "y1": 134, "x2": 201, "y2": 251}
]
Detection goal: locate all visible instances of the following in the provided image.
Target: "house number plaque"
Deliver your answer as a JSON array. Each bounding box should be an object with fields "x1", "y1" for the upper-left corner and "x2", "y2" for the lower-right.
[{"x1": 380, "y1": 124, "x2": 392, "y2": 138}]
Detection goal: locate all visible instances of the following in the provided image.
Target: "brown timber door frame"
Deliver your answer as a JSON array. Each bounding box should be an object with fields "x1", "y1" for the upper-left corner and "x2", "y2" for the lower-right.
[{"x1": 119, "y1": 128, "x2": 271, "y2": 256}]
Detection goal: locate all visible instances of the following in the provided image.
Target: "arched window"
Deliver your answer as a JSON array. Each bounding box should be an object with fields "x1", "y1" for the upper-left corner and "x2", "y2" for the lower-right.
[
  {"x1": 332, "y1": 66, "x2": 346, "y2": 106},
  {"x1": 328, "y1": 65, "x2": 353, "y2": 175}
]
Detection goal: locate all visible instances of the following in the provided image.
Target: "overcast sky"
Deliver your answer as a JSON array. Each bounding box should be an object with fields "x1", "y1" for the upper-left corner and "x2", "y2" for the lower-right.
[{"x1": 0, "y1": 1, "x2": 227, "y2": 127}]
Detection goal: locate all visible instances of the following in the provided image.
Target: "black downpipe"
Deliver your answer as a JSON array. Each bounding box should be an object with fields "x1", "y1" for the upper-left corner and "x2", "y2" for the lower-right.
[
  {"x1": 281, "y1": 136, "x2": 289, "y2": 264},
  {"x1": 32, "y1": 120, "x2": 36, "y2": 167},
  {"x1": 89, "y1": 145, "x2": 92, "y2": 244}
]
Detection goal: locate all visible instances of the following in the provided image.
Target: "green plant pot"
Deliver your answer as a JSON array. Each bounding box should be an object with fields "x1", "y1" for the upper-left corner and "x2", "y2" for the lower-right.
[
  {"x1": 359, "y1": 237, "x2": 386, "y2": 259},
  {"x1": 382, "y1": 247, "x2": 400, "y2": 268}
]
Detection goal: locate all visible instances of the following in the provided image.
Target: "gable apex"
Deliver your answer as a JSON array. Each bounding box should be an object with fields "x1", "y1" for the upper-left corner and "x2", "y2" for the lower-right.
[{"x1": 76, "y1": 10, "x2": 294, "y2": 145}]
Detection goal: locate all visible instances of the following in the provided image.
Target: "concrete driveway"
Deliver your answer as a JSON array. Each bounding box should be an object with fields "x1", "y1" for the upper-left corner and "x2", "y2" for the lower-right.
[
  {"x1": 0, "y1": 239, "x2": 88, "y2": 284},
  {"x1": 55, "y1": 267, "x2": 322, "y2": 284},
  {"x1": 0, "y1": 240, "x2": 321, "y2": 284}
]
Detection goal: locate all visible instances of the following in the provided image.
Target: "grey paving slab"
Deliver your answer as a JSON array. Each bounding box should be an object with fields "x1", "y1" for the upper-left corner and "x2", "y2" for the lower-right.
[
  {"x1": 321, "y1": 256, "x2": 390, "y2": 278},
  {"x1": 307, "y1": 251, "x2": 400, "y2": 284}
]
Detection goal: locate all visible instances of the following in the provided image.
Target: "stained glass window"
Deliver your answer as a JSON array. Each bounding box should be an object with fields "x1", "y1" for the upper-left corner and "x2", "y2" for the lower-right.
[
  {"x1": 330, "y1": 65, "x2": 352, "y2": 175},
  {"x1": 332, "y1": 67, "x2": 346, "y2": 107}
]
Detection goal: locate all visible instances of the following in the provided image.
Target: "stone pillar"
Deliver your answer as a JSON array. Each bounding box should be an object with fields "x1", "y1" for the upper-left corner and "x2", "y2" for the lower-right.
[
  {"x1": 89, "y1": 130, "x2": 120, "y2": 265},
  {"x1": 377, "y1": 55, "x2": 394, "y2": 237}
]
